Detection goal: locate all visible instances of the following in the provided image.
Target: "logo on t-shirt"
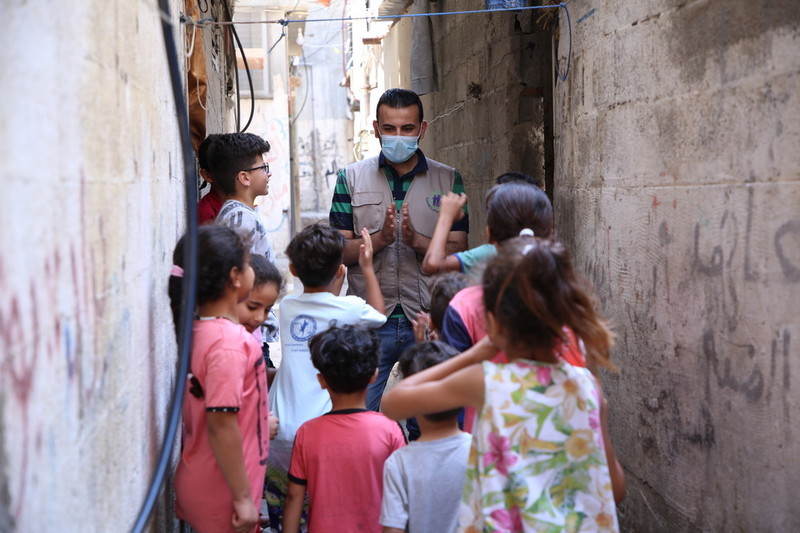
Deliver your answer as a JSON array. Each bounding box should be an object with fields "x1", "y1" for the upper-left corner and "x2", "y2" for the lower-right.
[
  {"x1": 290, "y1": 314, "x2": 318, "y2": 342},
  {"x1": 425, "y1": 191, "x2": 444, "y2": 212}
]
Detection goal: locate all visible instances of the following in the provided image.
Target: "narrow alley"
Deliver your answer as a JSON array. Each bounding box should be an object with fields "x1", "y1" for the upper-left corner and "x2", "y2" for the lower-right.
[{"x1": 0, "y1": 1, "x2": 798, "y2": 532}]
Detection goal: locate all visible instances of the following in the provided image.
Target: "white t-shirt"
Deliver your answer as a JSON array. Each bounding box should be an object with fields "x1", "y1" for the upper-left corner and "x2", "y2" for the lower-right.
[
  {"x1": 268, "y1": 291, "x2": 387, "y2": 469},
  {"x1": 216, "y1": 199, "x2": 275, "y2": 263},
  {"x1": 380, "y1": 432, "x2": 472, "y2": 533}
]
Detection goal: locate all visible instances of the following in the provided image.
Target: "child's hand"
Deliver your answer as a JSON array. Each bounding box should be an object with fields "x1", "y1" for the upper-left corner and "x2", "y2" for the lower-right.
[
  {"x1": 358, "y1": 227, "x2": 374, "y2": 270},
  {"x1": 411, "y1": 311, "x2": 433, "y2": 343},
  {"x1": 269, "y1": 411, "x2": 279, "y2": 440},
  {"x1": 231, "y1": 496, "x2": 258, "y2": 533},
  {"x1": 439, "y1": 192, "x2": 467, "y2": 222}
]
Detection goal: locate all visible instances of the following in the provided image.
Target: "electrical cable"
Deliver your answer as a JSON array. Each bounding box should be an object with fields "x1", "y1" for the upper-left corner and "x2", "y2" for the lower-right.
[
  {"x1": 222, "y1": 2, "x2": 256, "y2": 133},
  {"x1": 130, "y1": 1, "x2": 198, "y2": 532},
  {"x1": 232, "y1": 24, "x2": 256, "y2": 132},
  {"x1": 292, "y1": 47, "x2": 311, "y2": 125},
  {"x1": 555, "y1": 4, "x2": 572, "y2": 82},
  {"x1": 185, "y1": 3, "x2": 567, "y2": 27}
]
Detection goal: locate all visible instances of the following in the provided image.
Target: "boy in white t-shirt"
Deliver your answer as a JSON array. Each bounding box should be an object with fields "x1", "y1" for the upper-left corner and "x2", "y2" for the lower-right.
[
  {"x1": 380, "y1": 341, "x2": 471, "y2": 533},
  {"x1": 266, "y1": 222, "x2": 387, "y2": 529}
]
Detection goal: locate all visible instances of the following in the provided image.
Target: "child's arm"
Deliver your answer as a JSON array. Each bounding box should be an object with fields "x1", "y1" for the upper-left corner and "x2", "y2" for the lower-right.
[
  {"x1": 600, "y1": 392, "x2": 627, "y2": 503},
  {"x1": 381, "y1": 337, "x2": 498, "y2": 420},
  {"x1": 383, "y1": 528, "x2": 404, "y2": 533},
  {"x1": 421, "y1": 193, "x2": 468, "y2": 274},
  {"x1": 359, "y1": 227, "x2": 386, "y2": 314},
  {"x1": 282, "y1": 481, "x2": 307, "y2": 533},
  {"x1": 206, "y1": 412, "x2": 259, "y2": 533}
]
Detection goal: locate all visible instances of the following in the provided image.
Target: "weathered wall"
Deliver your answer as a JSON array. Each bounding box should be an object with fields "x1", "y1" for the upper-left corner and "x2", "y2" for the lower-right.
[
  {"x1": 421, "y1": 0, "x2": 552, "y2": 247},
  {"x1": 0, "y1": 2, "x2": 201, "y2": 531},
  {"x1": 554, "y1": 1, "x2": 800, "y2": 530}
]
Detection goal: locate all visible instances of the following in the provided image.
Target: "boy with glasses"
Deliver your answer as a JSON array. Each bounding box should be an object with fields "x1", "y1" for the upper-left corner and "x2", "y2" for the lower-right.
[{"x1": 213, "y1": 132, "x2": 275, "y2": 262}]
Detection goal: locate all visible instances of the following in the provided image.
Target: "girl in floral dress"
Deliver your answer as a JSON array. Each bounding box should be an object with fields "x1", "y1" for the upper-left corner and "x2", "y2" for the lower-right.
[{"x1": 382, "y1": 237, "x2": 626, "y2": 532}]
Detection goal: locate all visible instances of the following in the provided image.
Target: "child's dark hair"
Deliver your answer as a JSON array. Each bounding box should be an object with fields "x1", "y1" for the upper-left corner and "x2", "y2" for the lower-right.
[
  {"x1": 429, "y1": 273, "x2": 469, "y2": 333},
  {"x1": 495, "y1": 171, "x2": 543, "y2": 189},
  {"x1": 309, "y1": 325, "x2": 380, "y2": 394},
  {"x1": 168, "y1": 225, "x2": 249, "y2": 338},
  {"x1": 250, "y1": 254, "x2": 283, "y2": 292},
  {"x1": 207, "y1": 133, "x2": 271, "y2": 196},
  {"x1": 377, "y1": 88, "x2": 424, "y2": 122},
  {"x1": 286, "y1": 223, "x2": 345, "y2": 287},
  {"x1": 398, "y1": 341, "x2": 461, "y2": 421},
  {"x1": 482, "y1": 237, "x2": 615, "y2": 373},
  {"x1": 485, "y1": 182, "x2": 553, "y2": 243},
  {"x1": 197, "y1": 133, "x2": 222, "y2": 171}
]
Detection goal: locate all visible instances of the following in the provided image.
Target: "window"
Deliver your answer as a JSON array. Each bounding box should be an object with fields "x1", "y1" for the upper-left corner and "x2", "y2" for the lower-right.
[{"x1": 234, "y1": 9, "x2": 273, "y2": 99}]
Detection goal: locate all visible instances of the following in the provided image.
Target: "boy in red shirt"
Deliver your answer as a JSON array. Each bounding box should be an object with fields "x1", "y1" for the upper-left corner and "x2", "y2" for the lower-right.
[{"x1": 283, "y1": 325, "x2": 406, "y2": 533}]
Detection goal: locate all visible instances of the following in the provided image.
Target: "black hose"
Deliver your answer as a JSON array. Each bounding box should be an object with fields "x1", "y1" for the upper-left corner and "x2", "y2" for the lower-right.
[
  {"x1": 231, "y1": 24, "x2": 256, "y2": 133},
  {"x1": 222, "y1": 2, "x2": 255, "y2": 133},
  {"x1": 130, "y1": 1, "x2": 198, "y2": 531}
]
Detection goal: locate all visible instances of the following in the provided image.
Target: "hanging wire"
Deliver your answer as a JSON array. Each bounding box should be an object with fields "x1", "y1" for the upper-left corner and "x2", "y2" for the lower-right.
[
  {"x1": 183, "y1": 3, "x2": 567, "y2": 28},
  {"x1": 555, "y1": 4, "x2": 572, "y2": 82},
  {"x1": 181, "y1": 3, "x2": 572, "y2": 81}
]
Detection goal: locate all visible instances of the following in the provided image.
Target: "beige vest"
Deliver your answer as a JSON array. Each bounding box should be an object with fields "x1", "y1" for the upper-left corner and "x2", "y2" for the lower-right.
[{"x1": 345, "y1": 156, "x2": 458, "y2": 319}]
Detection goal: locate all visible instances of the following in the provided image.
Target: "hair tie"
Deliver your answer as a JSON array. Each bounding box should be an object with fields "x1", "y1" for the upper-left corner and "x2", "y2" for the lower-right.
[
  {"x1": 170, "y1": 265, "x2": 184, "y2": 277},
  {"x1": 519, "y1": 228, "x2": 535, "y2": 237}
]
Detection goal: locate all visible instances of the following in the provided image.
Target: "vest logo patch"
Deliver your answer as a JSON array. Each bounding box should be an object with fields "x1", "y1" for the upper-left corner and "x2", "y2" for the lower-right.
[
  {"x1": 425, "y1": 191, "x2": 444, "y2": 212},
  {"x1": 290, "y1": 314, "x2": 317, "y2": 342}
]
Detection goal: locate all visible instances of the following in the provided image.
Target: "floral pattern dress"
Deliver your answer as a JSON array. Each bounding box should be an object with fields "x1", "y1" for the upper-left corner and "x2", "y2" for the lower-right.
[{"x1": 459, "y1": 359, "x2": 619, "y2": 533}]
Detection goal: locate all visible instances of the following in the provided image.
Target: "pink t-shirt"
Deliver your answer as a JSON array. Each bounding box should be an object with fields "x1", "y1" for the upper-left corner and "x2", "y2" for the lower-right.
[
  {"x1": 288, "y1": 409, "x2": 406, "y2": 532},
  {"x1": 175, "y1": 318, "x2": 269, "y2": 533}
]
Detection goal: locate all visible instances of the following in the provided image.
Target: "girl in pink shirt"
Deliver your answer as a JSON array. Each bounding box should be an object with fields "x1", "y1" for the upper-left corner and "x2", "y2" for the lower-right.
[{"x1": 169, "y1": 225, "x2": 269, "y2": 533}]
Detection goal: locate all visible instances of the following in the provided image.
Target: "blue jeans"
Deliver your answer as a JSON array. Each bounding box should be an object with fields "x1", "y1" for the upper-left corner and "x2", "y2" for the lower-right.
[{"x1": 367, "y1": 316, "x2": 416, "y2": 412}]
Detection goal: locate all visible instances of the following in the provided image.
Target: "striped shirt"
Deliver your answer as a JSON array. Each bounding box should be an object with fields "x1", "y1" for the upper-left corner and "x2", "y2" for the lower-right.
[{"x1": 329, "y1": 150, "x2": 469, "y2": 233}]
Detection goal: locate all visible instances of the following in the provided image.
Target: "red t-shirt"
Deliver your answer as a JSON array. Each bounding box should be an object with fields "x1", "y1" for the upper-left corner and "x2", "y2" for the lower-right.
[
  {"x1": 175, "y1": 318, "x2": 269, "y2": 533},
  {"x1": 288, "y1": 409, "x2": 406, "y2": 532},
  {"x1": 198, "y1": 189, "x2": 224, "y2": 225}
]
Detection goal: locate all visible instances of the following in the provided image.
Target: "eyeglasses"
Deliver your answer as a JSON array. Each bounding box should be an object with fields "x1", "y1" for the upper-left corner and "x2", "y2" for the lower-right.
[{"x1": 243, "y1": 163, "x2": 269, "y2": 174}]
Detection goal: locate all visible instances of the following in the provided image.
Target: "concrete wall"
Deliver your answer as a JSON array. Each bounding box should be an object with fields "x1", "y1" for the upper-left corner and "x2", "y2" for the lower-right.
[
  {"x1": 554, "y1": 1, "x2": 800, "y2": 530},
  {"x1": 420, "y1": 0, "x2": 552, "y2": 247},
  {"x1": 0, "y1": 2, "x2": 217, "y2": 531}
]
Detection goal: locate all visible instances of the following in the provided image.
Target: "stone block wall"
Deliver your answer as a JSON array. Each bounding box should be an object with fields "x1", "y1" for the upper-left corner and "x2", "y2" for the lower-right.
[
  {"x1": 0, "y1": 2, "x2": 223, "y2": 531},
  {"x1": 419, "y1": 0, "x2": 552, "y2": 246},
  {"x1": 554, "y1": 1, "x2": 800, "y2": 530}
]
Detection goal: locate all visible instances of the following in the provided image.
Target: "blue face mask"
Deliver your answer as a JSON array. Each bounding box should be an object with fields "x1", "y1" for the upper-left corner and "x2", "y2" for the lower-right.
[{"x1": 380, "y1": 134, "x2": 419, "y2": 164}]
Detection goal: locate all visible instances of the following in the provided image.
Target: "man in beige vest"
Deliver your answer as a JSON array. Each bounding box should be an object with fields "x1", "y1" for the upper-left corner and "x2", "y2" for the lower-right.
[{"x1": 329, "y1": 89, "x2": 469, "y2": 415}]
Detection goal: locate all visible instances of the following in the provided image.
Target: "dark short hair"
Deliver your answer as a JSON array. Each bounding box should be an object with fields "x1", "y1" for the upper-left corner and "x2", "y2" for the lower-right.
[
  {"x1": 249, "y1": 254, "x2": 283, "y2": 291},
  {"x1": 207, "y1": 133, "x2": 270, "y2": 196},
  {"x1": 376, "y1": 88, "x2": 424, "y2": 123},
  {"x1": 494, "y1": 171, "x2": 543, "y2": 189},
  {"x1": 398, "y1": 341, "x2": 461, "y2": 422},
  {"x1": 486, "y1": 182, "x2": 553, "y2": 243},
  {"x1": 429, "y1": 273, "x2": 469, "y2": 333},
  {"x1": 309, "y1": 325, "x2": 381, "y2": 394},
  {"x1": 197, "y1": 133, "x2": 222, "y2": 171},
  {"x1": 286, "y1": 223, "x2": 345, "y2": 288}
]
